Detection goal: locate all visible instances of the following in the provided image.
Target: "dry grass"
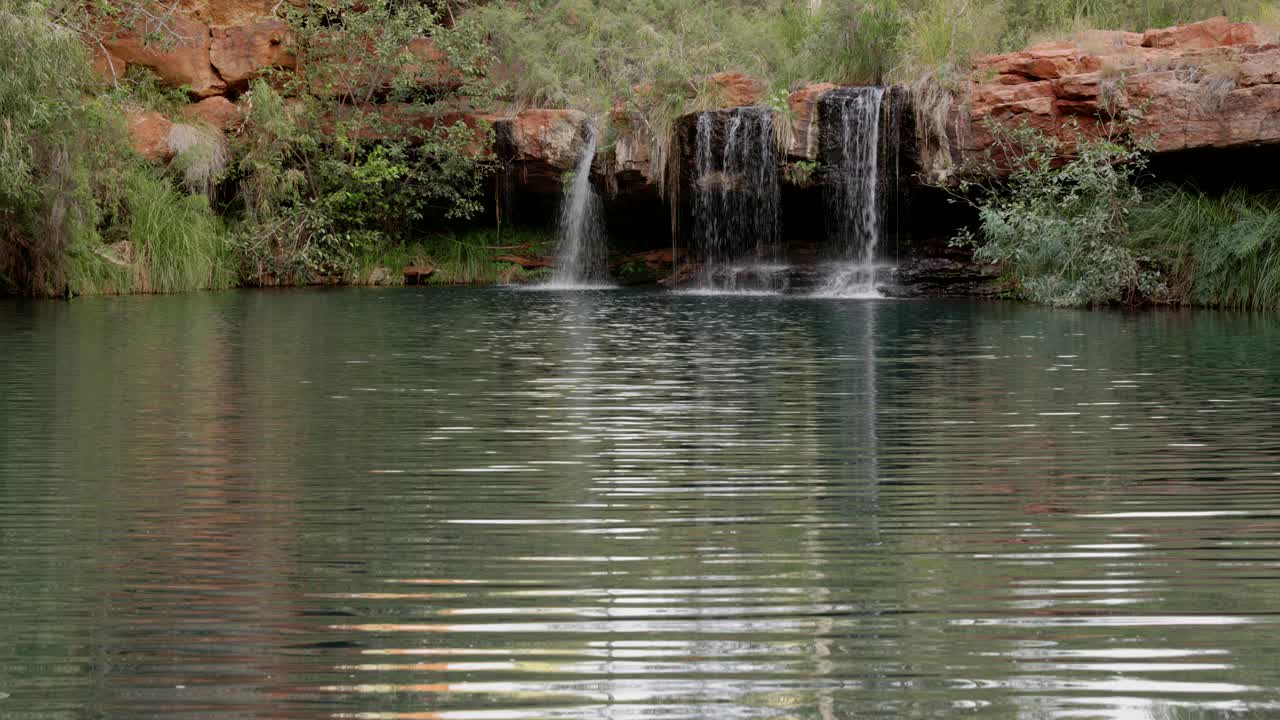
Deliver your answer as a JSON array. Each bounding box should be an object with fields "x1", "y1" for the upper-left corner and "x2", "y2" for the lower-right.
[{"x1": 168, "y1": 123, "x2": 228, "y2": 199}]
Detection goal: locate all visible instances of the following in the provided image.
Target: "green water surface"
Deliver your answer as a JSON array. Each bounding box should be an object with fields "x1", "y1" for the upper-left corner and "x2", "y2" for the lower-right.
[{"x1": 2, "y1": 288, "x2": 1279, "y2": 719}]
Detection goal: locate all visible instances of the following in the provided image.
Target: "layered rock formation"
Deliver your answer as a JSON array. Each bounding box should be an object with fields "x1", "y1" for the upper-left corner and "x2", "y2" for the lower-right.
[
  {"x1": 108, "y1": 2, "x2": 1280, "y2": 229},
  {"x1": 959, "y1": 16, "x2": 1280, "y2": 167}
]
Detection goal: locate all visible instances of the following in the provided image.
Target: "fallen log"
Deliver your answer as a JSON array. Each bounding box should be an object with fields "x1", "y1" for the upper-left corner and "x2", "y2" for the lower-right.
[
  {"x1": 403, "y1": 264, "x2": 435, "y2": 285},
  {"x1": 494, "y1": 255, "x2": 551, "y2": 270}
]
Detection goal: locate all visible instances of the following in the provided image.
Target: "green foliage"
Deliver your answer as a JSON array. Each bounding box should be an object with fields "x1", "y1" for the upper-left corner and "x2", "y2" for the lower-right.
[
  {"x1": 1130, "y1": 186, "x2": 1280, "y2": 309},
  {"x1": 123, "y1": 169, "x2": 234, "y2": 293},
  {"x1": 475, "y1": 1, "x2": 878, "y2": 108},
  {"x1": 59, "y1": 164, "x2": 238, "y2": 297},
  {"x1": 955, "y1": 119, "x2": 1164, "y2": 307},
  {"x1": 420, "y1": 227, "x2": 552, "y2": 285},
  {"x1": 784, "y1": 159, "x2": 819, "y2": 187},
  {"x1": 959, "y1": 118, "x2": 1280, "y2": 310},
  {"x1": 103, "y1": 65, "x2": 192, "y2": 116},
  {"x1": 63, "y1": 244, "x2": 135, "y2": 296},
  {"x1": 231, "y1": 0, "x2": 499, "y2": 284},
  {"x1": 0, "y1": 0, "x2": 245, "y2": 297},
  {"x1": 807, "y1": 0, "x2": 905, "y2": 85},
  {"x1": 894, "y1": 0, "x2": 1006, "y2": 86},
  {"x1": 0, "y1": 1, "x2": 130, "y2": 295},
  {"x1": 476, "y1": 0, "x2": 1277, "y2": 119},
  {"x1": 1002, "y1": 0, "x2": 1275, "y2": 49},
  {"x1": 8, "y1": 0, "x2": 1280, "y2": 298}
]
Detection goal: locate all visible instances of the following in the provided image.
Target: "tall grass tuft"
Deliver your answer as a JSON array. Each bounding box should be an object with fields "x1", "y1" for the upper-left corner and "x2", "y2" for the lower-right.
[
  {"x1": 1131, "y1": 186, "x2": 1280, "y2": 309},
  {"x1": 64, "y1": 242, "x2": 136, "y2": 296},
  {"x1": 125, "y1": 170, "x2": 235, "y2": 293},
  {"x1": 420, "y1": 227, "x2": 552, "y2": 285}
]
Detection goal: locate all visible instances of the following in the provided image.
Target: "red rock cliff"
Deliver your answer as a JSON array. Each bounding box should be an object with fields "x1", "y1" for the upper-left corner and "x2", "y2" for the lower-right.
[{"x1": 959, "y1": 17, "x2": 1280, "y2": 169}]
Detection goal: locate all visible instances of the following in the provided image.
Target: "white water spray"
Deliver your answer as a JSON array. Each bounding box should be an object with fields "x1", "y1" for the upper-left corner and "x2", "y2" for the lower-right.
[
  {"x1": 820, "y1": 87, "x2": 886, "y2": 298},
  {"x1": 689, "y1": 108, "x2": 785, "y2": 294},
  {"x1": 546, "y1": 125, "x2": 610, "y2": 289}
]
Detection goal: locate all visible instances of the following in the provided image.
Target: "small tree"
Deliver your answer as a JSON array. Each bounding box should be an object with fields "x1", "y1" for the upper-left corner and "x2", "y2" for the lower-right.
[{"x1": 954, "y1": 117, "x2": 1166, "y2": 307}]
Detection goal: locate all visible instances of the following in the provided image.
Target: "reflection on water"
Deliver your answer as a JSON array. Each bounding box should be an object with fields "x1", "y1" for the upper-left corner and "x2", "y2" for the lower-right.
[{"x1": 2, "y1": 288, "x2": 1280, "y2": 719}]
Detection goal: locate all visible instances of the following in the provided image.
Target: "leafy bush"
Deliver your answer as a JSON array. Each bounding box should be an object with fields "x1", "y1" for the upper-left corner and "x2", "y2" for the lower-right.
[
  {"x1": 954, "y1": 119, "x2": 1165, "y2": 307},
  {"x1": 1, "y1": 1, "x2": 244, "y2": 296},
  {"x1": 230, "y1": 0, "x2": 499, "y2": 284},
  {"x1": 0, "y1": 1, "x2": 121, "y2": 295},
  {"x1": 958, "y1": 116, "x2": 1280, "y2": 310},
  {"x1": 420, "y1": 227, "x2": 552, "y2": 285},
  {"x1": 124, "y1": 169, "x2": 234, "y2": 293},
  {"x1": 475, "y1": 0, "x2": 1277, "y2": 113},
  {"x1": 784, "y1": 160, "x2": 819, "y2": 187}
]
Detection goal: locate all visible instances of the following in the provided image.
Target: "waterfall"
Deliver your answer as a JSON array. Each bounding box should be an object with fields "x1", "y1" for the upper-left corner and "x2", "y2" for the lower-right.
[
  {"x1": 689, "y1": 107, "x2": 785, "y2": 293},
  {"x1": 819, "y1": 87, "x2": 888, "y2": 298},
  {"x1": 547, "y1": 124, "x2": 610, "y2": 289}
]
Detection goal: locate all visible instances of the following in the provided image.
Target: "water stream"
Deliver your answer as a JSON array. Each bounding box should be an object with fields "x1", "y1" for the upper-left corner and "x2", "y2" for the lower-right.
[
  {"x1": 690, "y1": 108, "x2": 785, "y2": 293},
  {"x1": 820, "y1": 86, "x2": 888, "y2": 297},
  {"x1": 546, "y1": 124, "x2": 611, "y2": 289}
]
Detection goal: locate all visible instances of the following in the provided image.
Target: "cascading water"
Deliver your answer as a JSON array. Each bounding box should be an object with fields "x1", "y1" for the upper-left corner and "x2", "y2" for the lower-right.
[
  {"x1": 547, "y1": 124, "x2": 610, "y2": 289},
  {"x1": 689, "y1": 107, "x2": 785, "y2": 293},
  {"x1": 819, "y1": 86, "x2": 889, "y2": 298}
]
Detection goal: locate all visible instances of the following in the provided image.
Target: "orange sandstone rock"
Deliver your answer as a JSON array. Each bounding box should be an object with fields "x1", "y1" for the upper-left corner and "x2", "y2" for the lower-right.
[
  {"x1": 506, "y1": 109, "x2": 588, "y2": 170},
  {"x1": 181, "y1": 96, "x2": 245, "y2": 131},
  {"x1": 101, "y1": 18, "x2": 226, "y2": 98},
  {"x1": 125, "y1": 111, "x2": 176, "y2": 161},
  {"x1": 958, "y1": 17, "x2": 1280, "y2": 171},
  {"x1": 210, "y1": 19, "x2": 295, "y2": 88},
  {"x1": 787, "y1": 83, "x2": 838, "y2": 159}
]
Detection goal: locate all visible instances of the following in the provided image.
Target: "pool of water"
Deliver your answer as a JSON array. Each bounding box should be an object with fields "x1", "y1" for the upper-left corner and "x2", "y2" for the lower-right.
[{"x1": 2, "y1": 287, "x2": 1279, "y2": 719}]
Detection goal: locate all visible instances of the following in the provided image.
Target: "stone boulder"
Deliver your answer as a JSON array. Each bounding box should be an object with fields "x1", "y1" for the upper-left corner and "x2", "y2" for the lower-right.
[
  {"x1": 504, "y1": 109, "x2": 587, "y2": 170},
  {"x1": 975, "y1": 47, "x2": 1102, "y2": 83},
  {"x1": 631, "y1": 72, "x2": 765, "y2": 109},
  {"x1": 608, "y1": 113, "x2": 659, "y2": 196},
  {"x1": 181, "y1": 96, "x2": 244, "y2": 131},
  {"x1": 787, "y1": 83, "x2": 838, "y2": 159},
  {"x1": 210, "y1": 19, "x2": 295, "y2": 88},
  {"x1": 494, "y1": 109, "x2": 589, "y2": 194},
  {"x1": 100, "y1": 18, "x2": 226, "y2": 98},
  {"x1": 125, "y1": 111, "x2": 177, "y2": 161},
  {"x1": 699, "y1": 72, "x2": 764, "y2": 107},
  {"x1": 1140, "y1": 16, "x2": 1262, "y2": 50}
]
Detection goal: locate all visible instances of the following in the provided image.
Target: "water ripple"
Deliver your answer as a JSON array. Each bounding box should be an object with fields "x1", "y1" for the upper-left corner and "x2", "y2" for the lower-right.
[{"x1": 2, "y1": 289, "x2": 1280, "y2": 719}]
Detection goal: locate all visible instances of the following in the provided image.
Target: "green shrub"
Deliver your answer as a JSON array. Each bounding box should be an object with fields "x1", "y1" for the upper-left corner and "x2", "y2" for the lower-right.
[
  {"x1": 0, "y1": 1, "x2": 116, "y2": 295},
  {"x1": 954, "y1": 119, "x2": 1164, "y2": 307},
  {"x1": 1, "y1": 1, "x2": 243, "y2": 297},
  {"x1": 229, "y1": 0, "x2": 499, "y2": 284},
  {"x1": 422, "y1": 227, "x2": 552, "y2": 285}
]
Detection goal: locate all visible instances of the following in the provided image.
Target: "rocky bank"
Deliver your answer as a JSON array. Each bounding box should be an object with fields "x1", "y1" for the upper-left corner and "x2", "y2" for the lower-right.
[{"x1": 104, "y1": 6, "x2": 1280, "y2": 286}]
